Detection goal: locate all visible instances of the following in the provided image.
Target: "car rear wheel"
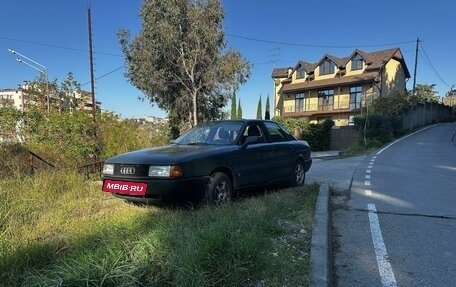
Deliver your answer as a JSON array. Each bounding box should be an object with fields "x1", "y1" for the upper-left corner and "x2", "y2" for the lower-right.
[
  {"x1": 204, "y1": 172, "x2": 232, "y2": 205},
  {"x1": 290, "y1": 160, "x2": 306, "y2": 187}
]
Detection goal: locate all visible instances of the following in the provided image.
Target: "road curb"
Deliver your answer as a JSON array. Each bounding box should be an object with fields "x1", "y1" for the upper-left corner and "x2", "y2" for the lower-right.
[{"x1": 310, "y1": 183, "x2": 332, "y2": 287}]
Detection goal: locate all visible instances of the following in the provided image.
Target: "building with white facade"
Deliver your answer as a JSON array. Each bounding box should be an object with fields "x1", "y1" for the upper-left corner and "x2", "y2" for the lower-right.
[
  {"x1": 0, "y1": 87, "x2": 28, "y2": 112},
  {"x1": 0, "y1": 82, "x2": 101, "y2": 113}
]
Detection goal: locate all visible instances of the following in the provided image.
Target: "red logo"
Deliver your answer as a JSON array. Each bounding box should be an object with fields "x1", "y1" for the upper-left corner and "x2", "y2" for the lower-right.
[{"x1": 103, "y1": 180, "x2": 147, "y2": 196}]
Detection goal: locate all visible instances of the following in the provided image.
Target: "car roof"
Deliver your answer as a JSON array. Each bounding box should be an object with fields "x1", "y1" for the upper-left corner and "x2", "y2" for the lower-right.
[{"x1": 204, "y1": 119, "x2": 277, "y2": 124}]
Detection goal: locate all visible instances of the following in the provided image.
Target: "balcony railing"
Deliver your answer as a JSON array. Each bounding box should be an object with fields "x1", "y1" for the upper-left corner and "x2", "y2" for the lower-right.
[{"x1": 284, "y1": 101, "x2": 361, "y2": 114}]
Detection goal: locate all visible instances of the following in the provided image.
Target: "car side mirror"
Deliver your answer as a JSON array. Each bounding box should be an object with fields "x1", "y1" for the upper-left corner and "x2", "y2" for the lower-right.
[{"x1": 241, "y1": 136, "x2": 259, "y2": 148}]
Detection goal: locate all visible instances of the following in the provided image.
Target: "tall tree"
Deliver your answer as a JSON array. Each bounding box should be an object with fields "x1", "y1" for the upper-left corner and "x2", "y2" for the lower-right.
[
  {"x1": 230, "y1": 92, "x2": 237, "y2": 119},
  {"x1": 265, "y1": 95, "x2": 270, "y2": 120},
  {"x1": 24, "y1": 74, "x2": 57, "y2": 114},
  {"x1": 118, "y1": 0, "x2": 251, "y2": 132},
  {"x1": 256, "y1": 95, "x2": 262, "y2": 119},
  {"x1": 59, "y1": 72, "x2": 82, "y2": 113},
  {"x1": 415, "y1": 84, "x2": 439, "y2": 103},
  {"x1": 237, "y1": 99, "x2": 242, "y2": 119}
]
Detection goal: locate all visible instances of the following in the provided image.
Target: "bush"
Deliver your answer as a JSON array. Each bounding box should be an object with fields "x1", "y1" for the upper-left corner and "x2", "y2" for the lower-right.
[
  {"x1": 353, "y1": 114, "x2": 405, "y2": 145},
  {"x1": 1, "y1": 107, "x2": 170, "y2": 172},
  {"x1": 274, "y1": 117, "x2": 334, "y2": 151},
  {"x1": 273, "y1": 117, "x2": 310, "y2": 136},
  {"x1": 301, "y1": 119, "x2": 334, "y2": 151},
  {"x1": 97, "y1": 113, "x2": 169, "y2": 159},
  {"x1": 25, "y1": 110, "x2": 100, "y2": 168}
]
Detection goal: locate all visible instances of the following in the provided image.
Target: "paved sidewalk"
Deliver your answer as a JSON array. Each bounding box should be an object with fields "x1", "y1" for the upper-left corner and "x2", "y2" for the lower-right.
[
  {"x1": 311, "y1": 150, "x2": 342, "y2": 160},
  {"x1": 306, "y1": 152, "x2": 366, "y2": 287},
  {"x1": 308, "y1": 152, "x2": 365, "y2": 191}
]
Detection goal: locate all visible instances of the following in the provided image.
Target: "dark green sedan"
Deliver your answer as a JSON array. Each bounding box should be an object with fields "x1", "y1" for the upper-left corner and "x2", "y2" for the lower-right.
[{"x1": 102, "y1": 119, "x2": 312, "y2": 204}]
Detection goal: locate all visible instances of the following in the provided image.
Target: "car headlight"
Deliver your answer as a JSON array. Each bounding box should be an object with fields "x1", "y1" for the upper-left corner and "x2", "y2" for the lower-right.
[
  {"x1": 103, "y1": 164, "x2": 114, "y2": 175},
  {"x1": 148, "y1": 165, "x2": 183, "y2": 177}
]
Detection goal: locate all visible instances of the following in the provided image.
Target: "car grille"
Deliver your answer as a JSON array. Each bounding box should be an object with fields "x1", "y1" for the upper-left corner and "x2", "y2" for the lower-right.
[{"x1": 114, "y1": 164, "x2": 149, "y2": 177}]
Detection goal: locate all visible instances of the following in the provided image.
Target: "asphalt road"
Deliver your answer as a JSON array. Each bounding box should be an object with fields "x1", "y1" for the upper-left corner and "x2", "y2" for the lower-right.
[{"x1": 333, "y1": 123, "x2": 456, "y2": 287}]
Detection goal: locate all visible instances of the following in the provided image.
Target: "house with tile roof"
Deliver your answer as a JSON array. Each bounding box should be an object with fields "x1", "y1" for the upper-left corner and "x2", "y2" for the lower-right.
[{"x1": 272, "y1": 48, "x2": 410, "y2": 126}]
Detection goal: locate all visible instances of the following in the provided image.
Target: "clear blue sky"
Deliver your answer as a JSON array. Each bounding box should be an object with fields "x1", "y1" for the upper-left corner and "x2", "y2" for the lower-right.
[{"x1": 1, "y1": 0, "x2": 455, "y2": 119}]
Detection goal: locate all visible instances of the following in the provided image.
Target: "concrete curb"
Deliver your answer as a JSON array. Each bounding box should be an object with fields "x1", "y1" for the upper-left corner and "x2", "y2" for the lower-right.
[{"x1": 309, "y1": 183, "x2": 332, "y2": 287}]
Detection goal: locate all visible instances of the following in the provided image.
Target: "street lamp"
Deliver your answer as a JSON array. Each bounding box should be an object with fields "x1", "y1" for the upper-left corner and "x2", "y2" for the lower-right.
[{"x1": 8, "y1": 49, "x2": 49, "y2": 114}]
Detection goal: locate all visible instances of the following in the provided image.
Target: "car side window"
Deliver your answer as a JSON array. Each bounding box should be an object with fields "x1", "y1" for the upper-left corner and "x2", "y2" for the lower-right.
[
  {"x1": 240, "y1": 124, "x2": 265, "y2": 144},
  {"x1": 264, "y1": 122, "x2": 288, "y2": 142}
]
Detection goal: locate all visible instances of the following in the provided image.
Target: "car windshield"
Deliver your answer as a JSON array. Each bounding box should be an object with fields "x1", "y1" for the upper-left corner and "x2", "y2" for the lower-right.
[{"x1": 174, "y1": 121, "x2": 243, "y2": 145}]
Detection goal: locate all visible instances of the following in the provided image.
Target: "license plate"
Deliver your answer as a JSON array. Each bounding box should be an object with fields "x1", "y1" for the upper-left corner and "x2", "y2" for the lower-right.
[{"x1": 102, "y1": 180, "x2": 147, "y2": 196}]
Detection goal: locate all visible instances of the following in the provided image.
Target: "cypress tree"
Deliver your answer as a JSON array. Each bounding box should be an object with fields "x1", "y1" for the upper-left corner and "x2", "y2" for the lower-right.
[
  {"x1": 237, "y1": 99, "x2": 243, "y2": 119},
  {"x1": 231, "y1": 93, "x2": 237, "y2": 119},
  {"x1": 265, "y1": 95, "x2": 271, "y2": 120},
  {"x1": 256, "y1": 95, "x2": 262, "y2": 119}
]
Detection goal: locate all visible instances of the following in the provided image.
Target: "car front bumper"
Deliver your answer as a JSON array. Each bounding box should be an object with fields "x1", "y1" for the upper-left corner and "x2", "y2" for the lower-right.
[{"x1": 102, "y1": 175, "x2": 209, "y2": 204}]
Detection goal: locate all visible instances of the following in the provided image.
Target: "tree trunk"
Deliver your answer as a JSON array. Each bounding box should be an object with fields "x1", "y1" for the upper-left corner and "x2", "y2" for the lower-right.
[{"x1": 192, "y1": 92, "x2": 198, "y2": 127}]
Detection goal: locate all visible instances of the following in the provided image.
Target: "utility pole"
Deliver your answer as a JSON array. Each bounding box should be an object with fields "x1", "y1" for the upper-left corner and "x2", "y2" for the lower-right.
[
  {"x1": 412, "y1": 38, "x2": 419, "y2": 97},
  {"x1": 88, "y1": 5, "x2": 96, "y2": 122},
  {"x1": 87, "y1": 3, "x2": 99, "y2": 162},
  {"x1": 410, "y1": 38, "x2": 420, "y2": 130}
]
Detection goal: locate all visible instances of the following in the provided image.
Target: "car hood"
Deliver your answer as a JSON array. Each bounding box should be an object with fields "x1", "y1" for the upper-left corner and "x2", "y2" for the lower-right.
[{"x1": 105, "y1": 144, "x2": 236, "y2": 165}]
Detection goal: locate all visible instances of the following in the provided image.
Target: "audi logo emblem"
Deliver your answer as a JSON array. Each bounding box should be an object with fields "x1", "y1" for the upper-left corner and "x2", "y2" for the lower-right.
[{"x1": 120, "y1": 167, "x2": 136, "y2": 175}]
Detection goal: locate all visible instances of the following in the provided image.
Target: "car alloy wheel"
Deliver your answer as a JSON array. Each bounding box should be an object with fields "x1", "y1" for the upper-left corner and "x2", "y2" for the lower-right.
[
  {"x1": 205, "y1": 172, "x2": 232, "y2": 205},
  {"x1": 291, "y1": 160, "x2": 305, "y2": 187}
]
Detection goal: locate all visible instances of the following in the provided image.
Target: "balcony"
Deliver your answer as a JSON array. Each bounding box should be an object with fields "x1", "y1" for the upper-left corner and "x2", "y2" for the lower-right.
[{"x1": 282, "y1": 101, "x2": 362, "y2": 117}]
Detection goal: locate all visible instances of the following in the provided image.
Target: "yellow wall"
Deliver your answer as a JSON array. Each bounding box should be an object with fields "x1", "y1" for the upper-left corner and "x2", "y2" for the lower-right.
[
  {"x1": 291, "y1": 69, "x2": 307, "y2": 83},
  {"x1": 344, "y1": 59, "x2": 365, "y2": 76},
  {"x1": 383, "y1": 59, "x2": 406, "y2": 94},
  {"x1": 273, "y1": 78, "x2": 285, "y2": 117},
  {"x1": 283, "y1": 94, "x2": 295, "y2": 112}
]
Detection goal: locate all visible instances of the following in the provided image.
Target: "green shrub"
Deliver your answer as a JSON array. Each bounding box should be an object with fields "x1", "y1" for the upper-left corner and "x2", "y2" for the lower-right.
[
  {"x1": 3, "y1": 108, "x2": 171, "y2": 170},
  {"x1": 274, "y1": 117, "x2": 334, "y2": 151},
  {"x1": 353, "y1": 114, "x2": 404, "y2": 145}
]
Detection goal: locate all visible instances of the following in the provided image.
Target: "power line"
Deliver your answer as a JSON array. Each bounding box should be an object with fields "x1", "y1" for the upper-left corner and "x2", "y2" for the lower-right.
[
  {"x1": 1, "y1": 34, "x2": 126, "y2": 86},
  {"x1": 418, "y1": 42, "x2": 451, "y2": 88},
  {"x1": 81, "y1": 65, "x2": 124, "y2": 86},
  {"x1": 0, "y1": 35, "x2": 122, "y2": 57},
  {"x1": 226, "y1": 33, "x2": 416, "y2": 49},
  {"x1": 2, "y1": 32, "x2": 416, "y2": 55}
]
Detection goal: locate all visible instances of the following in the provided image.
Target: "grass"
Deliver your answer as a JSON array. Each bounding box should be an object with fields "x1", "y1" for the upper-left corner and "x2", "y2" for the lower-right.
[
  {"x1": 0, "y1": 170, "x2": 319, "y2": 287},
  {"x1": 339, "y1": 139, "x2": 383, "y2": 158}
]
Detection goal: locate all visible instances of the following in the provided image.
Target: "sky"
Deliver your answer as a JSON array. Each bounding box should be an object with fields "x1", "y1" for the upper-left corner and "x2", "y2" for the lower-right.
[{"x1": 1, "y1": 0, "x2": 455, "y2": 120}]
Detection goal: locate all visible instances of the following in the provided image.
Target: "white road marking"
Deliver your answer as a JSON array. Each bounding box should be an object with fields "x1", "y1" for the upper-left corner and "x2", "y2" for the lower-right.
[
  {"x1": 368, "y1": 204, "x2": 398, "y2": 287},
  {"x1": 361, "y1": 127, "x2": 433, "y2": 286},
  {"x1": 365, "y1": 175, "x2": 371, "y2": 179}
]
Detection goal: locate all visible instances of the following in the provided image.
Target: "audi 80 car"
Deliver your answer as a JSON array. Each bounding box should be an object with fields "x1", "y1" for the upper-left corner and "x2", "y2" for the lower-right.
[{"x1": 102, "y1": 119, "x2": 312, "y2": 204}]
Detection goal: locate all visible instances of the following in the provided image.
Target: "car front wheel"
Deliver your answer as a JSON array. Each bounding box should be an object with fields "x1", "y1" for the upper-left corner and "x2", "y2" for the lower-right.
[
  {"x1": 290, "y1": 160, "x2": 306, "y2": 187},
  {"x1": 204, "y1": 172, "x2": 232, "y2": 205}
]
